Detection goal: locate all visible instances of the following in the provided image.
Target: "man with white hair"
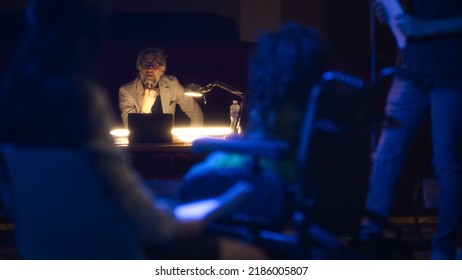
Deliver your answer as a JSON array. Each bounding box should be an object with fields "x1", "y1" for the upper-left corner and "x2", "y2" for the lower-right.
[{"x1": 118, "y1": 48, "x2": 203, "y2": 127}]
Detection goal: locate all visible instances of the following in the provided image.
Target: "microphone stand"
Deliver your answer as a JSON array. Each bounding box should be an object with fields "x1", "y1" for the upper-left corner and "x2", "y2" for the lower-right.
[{"x1": 370, "y1": 0, "x2": 380, "y2": 153}]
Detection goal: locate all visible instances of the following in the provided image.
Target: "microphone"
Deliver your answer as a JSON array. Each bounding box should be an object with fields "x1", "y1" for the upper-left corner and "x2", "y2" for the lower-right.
[{"x1": 144, "y1": 81, "x2": 155, "y2": 90}]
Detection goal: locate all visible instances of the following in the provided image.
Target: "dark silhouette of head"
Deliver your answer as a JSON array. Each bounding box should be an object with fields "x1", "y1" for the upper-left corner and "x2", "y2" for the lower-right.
[
  {"x1": 246, "y1": 22, "x2": 326, "y2": 147},
  {"x1": 0, "y1": 0, "x2": 111, "y2": 145}
]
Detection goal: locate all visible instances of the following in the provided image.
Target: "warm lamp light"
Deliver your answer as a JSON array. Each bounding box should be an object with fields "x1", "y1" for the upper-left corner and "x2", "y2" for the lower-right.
[
  {"x1": 110, "y1": 128, "x2": 130, "y2": 145},
  {"x1": 184, "y1": 83, "x2": 204, "y2": 97},
  {"x1": 110, "y1": 128, "x2": 130, "y2": 137},
  {"x1": 110, "y1": 127, "x2": 232, "y2": 145},
  {"x1": 171, "y1": 127, "x2": 232, "y2": 143},
  {"x1": 184, "y1": 81, "x2": 244, "y2": 103},
  {"x1": 184, "y1": 81, "x2": 246, "y2": 134}
]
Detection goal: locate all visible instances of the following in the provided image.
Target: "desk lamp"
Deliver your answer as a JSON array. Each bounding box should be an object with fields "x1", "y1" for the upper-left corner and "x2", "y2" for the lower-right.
[{"x1": 185, "y1": 81, "x2": 245, "y2": 133}]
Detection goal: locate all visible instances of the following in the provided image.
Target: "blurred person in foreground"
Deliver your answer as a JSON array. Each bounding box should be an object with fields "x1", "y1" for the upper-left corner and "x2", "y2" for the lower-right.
[
  {"x1": 0, "y1": 0, "x2": 264, "y2": 260},
  {"x1": 181, "y1": 22, "x2": 326, "y2": 232}
]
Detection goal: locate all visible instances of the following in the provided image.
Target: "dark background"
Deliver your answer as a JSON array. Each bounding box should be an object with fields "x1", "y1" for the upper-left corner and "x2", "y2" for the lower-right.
[
  {"x1": 0, "y1": 0, "x2": 433, "y2": 216},
  {"x1": 0, "y1": 1, "x2": 384, "y2": 123}
]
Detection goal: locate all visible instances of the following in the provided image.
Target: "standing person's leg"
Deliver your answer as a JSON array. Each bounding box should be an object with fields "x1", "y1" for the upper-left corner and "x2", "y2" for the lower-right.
[
  {"x1": 362, "y1": 77, "x2": 429, "y2": 236},
  {"x1": 430, "y1": 87, "x2": 462, "y2": 259}
]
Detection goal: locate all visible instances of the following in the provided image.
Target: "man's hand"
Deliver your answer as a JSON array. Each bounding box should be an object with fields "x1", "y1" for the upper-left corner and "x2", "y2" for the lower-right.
[
  {"x1": 141, "y1": 88, "x2": 156, "y2": 113},
  {"x1": 396, "y1": 14, "x2": 434, "y2": 37}
]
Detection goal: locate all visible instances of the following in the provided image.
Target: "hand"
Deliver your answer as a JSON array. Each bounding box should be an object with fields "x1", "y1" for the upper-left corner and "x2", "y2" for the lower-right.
[
  {"x1": 176, "y1": 220, "x2": 205, "y2": 239},
  {"x1": 373, "y1": 0, "x2": 388, "y2": 24},
  {"x1": 396, "y1": 14, "x2": 434, "y2": 37},
  {"x1": 141, "y1": 88, "x2": 156, "y2": 113}
]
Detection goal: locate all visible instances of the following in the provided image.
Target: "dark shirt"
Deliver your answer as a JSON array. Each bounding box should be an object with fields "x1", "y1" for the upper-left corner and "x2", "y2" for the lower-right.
[
  {"x1": 151, "y1": 86, "x2": 163, "y2": 114},
  {"x1": 398, "y1": 0, "x2": 462, "y2": 89}
]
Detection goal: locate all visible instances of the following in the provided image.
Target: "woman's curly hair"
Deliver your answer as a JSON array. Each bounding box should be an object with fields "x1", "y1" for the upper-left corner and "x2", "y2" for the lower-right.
[{"x1": 246, "y1": 22, "x2": 326, "y2": 141}]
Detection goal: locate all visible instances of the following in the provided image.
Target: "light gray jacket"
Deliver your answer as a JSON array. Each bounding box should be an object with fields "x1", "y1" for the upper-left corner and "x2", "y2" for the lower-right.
[{"x1": 118, "y1": 75, "x2": 204, "y2": 127}]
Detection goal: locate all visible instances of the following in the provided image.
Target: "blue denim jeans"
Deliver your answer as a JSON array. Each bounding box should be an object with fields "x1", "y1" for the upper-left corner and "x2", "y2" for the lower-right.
[{"x1": 363, "y1": 77, "x2": 462, "y2": 259}]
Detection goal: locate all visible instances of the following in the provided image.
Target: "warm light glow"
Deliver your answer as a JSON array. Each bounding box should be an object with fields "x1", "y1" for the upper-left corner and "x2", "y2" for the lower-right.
[
  {"x1": 184, "y1": 91, "x2": 203, "y2": 97},
  {"x1": 110, "y1": 128, "x2": 129, "y2": 145},
  {"x1": 110, "y1": 127, "x2": 232, "y2": 145},
  {"x1": 110, "y1": 128, "x2": 130, "y2": 137},
  {"x1": 171, "y1": 127, "x2": 232, "y2": 143}
]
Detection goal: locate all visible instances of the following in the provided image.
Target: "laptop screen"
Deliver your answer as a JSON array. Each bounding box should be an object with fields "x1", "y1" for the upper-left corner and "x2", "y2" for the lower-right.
[{"x1": 127, "y1": 113, "x2": 173, "y2": 144}]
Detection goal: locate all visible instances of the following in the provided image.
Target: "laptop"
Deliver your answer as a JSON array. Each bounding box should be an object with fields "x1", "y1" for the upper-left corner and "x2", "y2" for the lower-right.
[{"x1": 127, "y1": 113, "x2": 174, "y2": 144}]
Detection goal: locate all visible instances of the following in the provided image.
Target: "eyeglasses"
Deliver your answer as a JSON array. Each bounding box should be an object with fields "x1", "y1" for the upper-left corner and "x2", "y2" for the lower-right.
[{"x1": 140, "y1": 62, "x2": 163, "y2": 70}]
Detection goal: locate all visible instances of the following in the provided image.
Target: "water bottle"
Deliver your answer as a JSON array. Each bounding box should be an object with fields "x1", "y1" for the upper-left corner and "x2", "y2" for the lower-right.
[{"x1": 229, "y1": 100, "x2": 240, "y2": 133}]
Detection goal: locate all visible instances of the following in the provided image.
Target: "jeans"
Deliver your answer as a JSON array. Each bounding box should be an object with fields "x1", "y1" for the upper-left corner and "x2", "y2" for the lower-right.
[{"x1": 363, "y1": 77, "x2": 462, "y2": 259}]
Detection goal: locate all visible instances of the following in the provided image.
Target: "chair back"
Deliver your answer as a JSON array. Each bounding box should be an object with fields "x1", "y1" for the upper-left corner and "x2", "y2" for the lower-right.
[
  {"x1": 297, "y1": 71, "x2": 370, "y2": 238},
  {"x1": 0, "y1": 144, "x2": 142, "y2": 259}
]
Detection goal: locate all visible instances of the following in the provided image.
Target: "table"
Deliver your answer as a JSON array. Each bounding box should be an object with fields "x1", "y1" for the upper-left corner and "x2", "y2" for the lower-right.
[{"x1": 117, "y1": 143, "x2": 205, "y2": 179}]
